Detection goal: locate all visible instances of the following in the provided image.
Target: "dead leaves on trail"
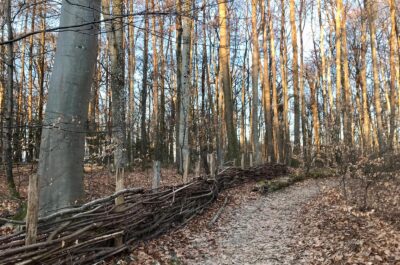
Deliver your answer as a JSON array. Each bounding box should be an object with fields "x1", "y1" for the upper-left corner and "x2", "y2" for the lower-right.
[{"x1": 296, "y1": 187, "x2": 400, "y2": 264}]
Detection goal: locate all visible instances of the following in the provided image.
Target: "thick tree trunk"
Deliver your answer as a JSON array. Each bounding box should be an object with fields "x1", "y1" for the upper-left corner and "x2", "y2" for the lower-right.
[
  {"x1": 178, "y1": 0, "x2": 193, "y2": 173},
  {"x1": 38, "y1": 0, "x2": 100, "y2": 216},
  {"x1": 110, "y1": 0, "x2": 127, "y2": 185}
]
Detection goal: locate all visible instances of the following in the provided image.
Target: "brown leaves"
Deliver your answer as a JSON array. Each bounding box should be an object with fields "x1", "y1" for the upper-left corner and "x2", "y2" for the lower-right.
[{"x1": 296, "y1": 185, "x2": 400, "y2": 264}]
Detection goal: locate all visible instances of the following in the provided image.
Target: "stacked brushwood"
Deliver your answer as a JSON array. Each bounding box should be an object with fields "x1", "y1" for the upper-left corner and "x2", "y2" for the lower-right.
[{"x1": 0, "y1": 163, "x2": 287, "y2": 265}]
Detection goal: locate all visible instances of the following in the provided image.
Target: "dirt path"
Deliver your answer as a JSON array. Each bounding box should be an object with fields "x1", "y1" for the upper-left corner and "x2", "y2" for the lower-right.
[{"x1": 184, "y1": 177, "x2": 339, "y2": 265}]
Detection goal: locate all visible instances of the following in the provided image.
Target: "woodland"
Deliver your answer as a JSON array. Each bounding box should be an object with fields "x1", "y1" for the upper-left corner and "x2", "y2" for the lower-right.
[{"x1": 0, "y1": 0, "x2": 399, "y2": 264}]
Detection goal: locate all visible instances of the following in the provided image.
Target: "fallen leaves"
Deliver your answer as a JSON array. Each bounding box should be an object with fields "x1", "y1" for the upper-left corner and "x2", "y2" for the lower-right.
[{"x1": 295, "y1": 177, "x2": 400, "y2": 264}]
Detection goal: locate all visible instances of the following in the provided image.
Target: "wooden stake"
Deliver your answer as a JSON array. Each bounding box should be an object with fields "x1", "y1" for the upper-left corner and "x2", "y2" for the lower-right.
[
  {"x1": 249, "y1": 153, "x2": 253, "y2": 167},
  {"x1": 241, "y1": 153, "x2": 245, "y2": 169},
  {"x1": 25, "y1": 174, "x2": 39, "y2": 245},
  {"x1": 115, "y1": 168, "x2": 125, "y2": 206},
  {"x1": 209, "y1": 153, "x2": 216, "y2": 179},
  {"x1": 114, "y1": 167, "x2": 125, "y2": 246},
  {"x1": 183, "y1": 150, "x2": 190, "y2": 183},
  {"x1": 195, "y1": 157, "x2": 201, "y2": 177},
  {"x1": 152, "y1": 161, "x2": 161, "y2": 189}
]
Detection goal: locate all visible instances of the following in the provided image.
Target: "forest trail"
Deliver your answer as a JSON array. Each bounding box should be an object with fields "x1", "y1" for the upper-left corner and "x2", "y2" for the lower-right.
[{"x1": 184, "y1": 177, "x2": 339, "y2": 265}]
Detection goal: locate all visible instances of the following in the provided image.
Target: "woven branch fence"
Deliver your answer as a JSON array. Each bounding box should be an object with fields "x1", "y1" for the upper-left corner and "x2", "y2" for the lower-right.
[{"x1": 0, "y1": 164, "x2": 287, "y2": 265}]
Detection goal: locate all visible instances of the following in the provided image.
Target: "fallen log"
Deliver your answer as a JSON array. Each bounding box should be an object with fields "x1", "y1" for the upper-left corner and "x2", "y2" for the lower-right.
[{"x1": 0, "y1": 163, "x2": 287, "y2": 265}]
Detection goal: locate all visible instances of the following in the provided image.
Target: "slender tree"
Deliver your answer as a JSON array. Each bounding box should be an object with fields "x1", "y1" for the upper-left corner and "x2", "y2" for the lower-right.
[{"x1": 3, "y1": 0, "x2": 19, "y2": 198}]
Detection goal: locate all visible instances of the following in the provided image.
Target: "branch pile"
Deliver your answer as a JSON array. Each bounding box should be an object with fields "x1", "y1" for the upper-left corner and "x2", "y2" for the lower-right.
[{"x1": 0, "y1": 163, "x2": 287, "y2": 265}]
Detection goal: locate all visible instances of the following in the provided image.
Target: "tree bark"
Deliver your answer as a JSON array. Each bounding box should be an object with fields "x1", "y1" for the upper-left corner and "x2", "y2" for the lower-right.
[
  {"x1": 290, "y1": 0, "x2": 300, "y2": 154},
  {"x1": 250, "y1": 0, "x2": 260, "y2": 164},
  {"x1": 141, "y1": 0, "x2": 150, "y2": 168},
  {"x1": 3, "y1": 0, "x2": 19, "y2": 198},
  {"x1": 218, "y1": 0, "x2": 239, "y2": 163},
  {"x1": 335, "y1": 0, "x2": 342, "y2": 143},
  {"x1": 262, "y1": 0, "x2": 273, "y2": 162},
  {"x1": 388, "y1": 0, "x2": 398, "y2": 150},
  {"x1": 38, "y1": 0, "x2": 100, "y2": 216},
  {"x1": 178, "y1": 0, "x2": 193, "y2": 172},
  {"x1": 366, "y1": 0, "x2": 385, "y2": 152}
]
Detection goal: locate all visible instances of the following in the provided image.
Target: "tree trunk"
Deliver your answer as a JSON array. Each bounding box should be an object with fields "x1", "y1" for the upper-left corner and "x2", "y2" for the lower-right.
[
  {"x1": 335, "y1": 0, "x2": 342, "y2": 143},
  {"x1": 388, "y1": 0, "x2": 398, "y2": 150},
  {"x1": 27, "y1": 0, "x2": 36, "y2": 162},
  {"x1": 178, "y1": 0, "x2": 193, "y2": 173},
  {"x1": 175, "y1": 0, "x2": 183, "y2": 168},
  {"x1": 127, "y1": 0, "x2": 136, "y2": 164},
  {"x1": 218, "y1": 0, "x2": 239, "y2": 164},
  {"x1": 366, "y1": 0, "x2": 385, "y2": 152},
  {"x1": 3, "y1": 0, "x2": 19, "y2": 198},
  {"x1": 280, "y1": 0, "x2": 290, "y2": 163},
  {"x1": 36, "y1": 4, "x2": 46, "y2": 159},
  {"x1": 360, "y1": 8, "x2": 371, "y2": 152},
  {"x1": 341, "y1": 2, "x2": 352, "y2": 147},
  {"x1": 141, "y1": 0, "x2": 150, "y2": 168},
  {"x1": 38, "y1": 0, "x2": 100, "y2": 216},
  {"x1": 261, "y1": 0, "x2": 273, "y2": 162},
  {"x1": 250, "y1": 0, "x2": 260, "y2": 164},
  {"x1": 290, "y1": 0, "x2": 300, "y2": 154}
]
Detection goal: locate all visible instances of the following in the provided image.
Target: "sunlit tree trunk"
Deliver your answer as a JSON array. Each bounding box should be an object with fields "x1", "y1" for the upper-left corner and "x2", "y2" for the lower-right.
[
  {"x1": 341, "y1": 2, "x2": 352, "y2": 147},
  {"x1": 360, "y1": 7, "x2": 371, "y2": 152},
  {"x1": 366, "y1": 0, "x2": 385, "y2": 152},
  {"x1": 27, "y1": 1, "x2": 36, "y2": 161},
  {"x1": 388, "y1": 0, "x2": 398, "y2": 150},
  {"x1": 268, "y1": 0, "x2": 279, "y2": 162},
  {"x1": 335, "y1": 0, "x2": 342, "y2": 143},
  {"x1": 218, "y1": 0, "x2": 239, "y2": 163},
  {"x1": 250, "y1": 0, "x2": 260, "y2": 164},
  {"x1": 36, "y1": 4, "x2": 46, "y2": 160},
  {"x1": 318, "y1": 0, "x2": 327, "y2": 146},
  {"x1": 299, "y1": 0, "x2": 307, "y2": 160},
  {"x1": 280, "y1": 0, "x2": 290, "y2": 163},
  {"x1": 261, "y1": 0, "x2": 273, "y2": 162},
  {"x1": 127, "y1": 0, "x2": 136, "y2": 163},
  {"x1": 241, "y1": 43, "x2": 248, "y2": 154},
  {"x1": 290, "y1": 0, "x2": 300, "y2": 154}
]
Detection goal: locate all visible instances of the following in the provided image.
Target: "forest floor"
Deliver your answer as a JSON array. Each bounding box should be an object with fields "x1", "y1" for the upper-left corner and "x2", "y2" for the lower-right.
[
  {"x1": 1, "y1": 165, "x2": 399, "y2": 264},
  {"x1": 121, "y1": 173, "x2": 400, "y2": 265},
  {"x1": 123, "y1": 177, "x2": 339, "y2": 265}
]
